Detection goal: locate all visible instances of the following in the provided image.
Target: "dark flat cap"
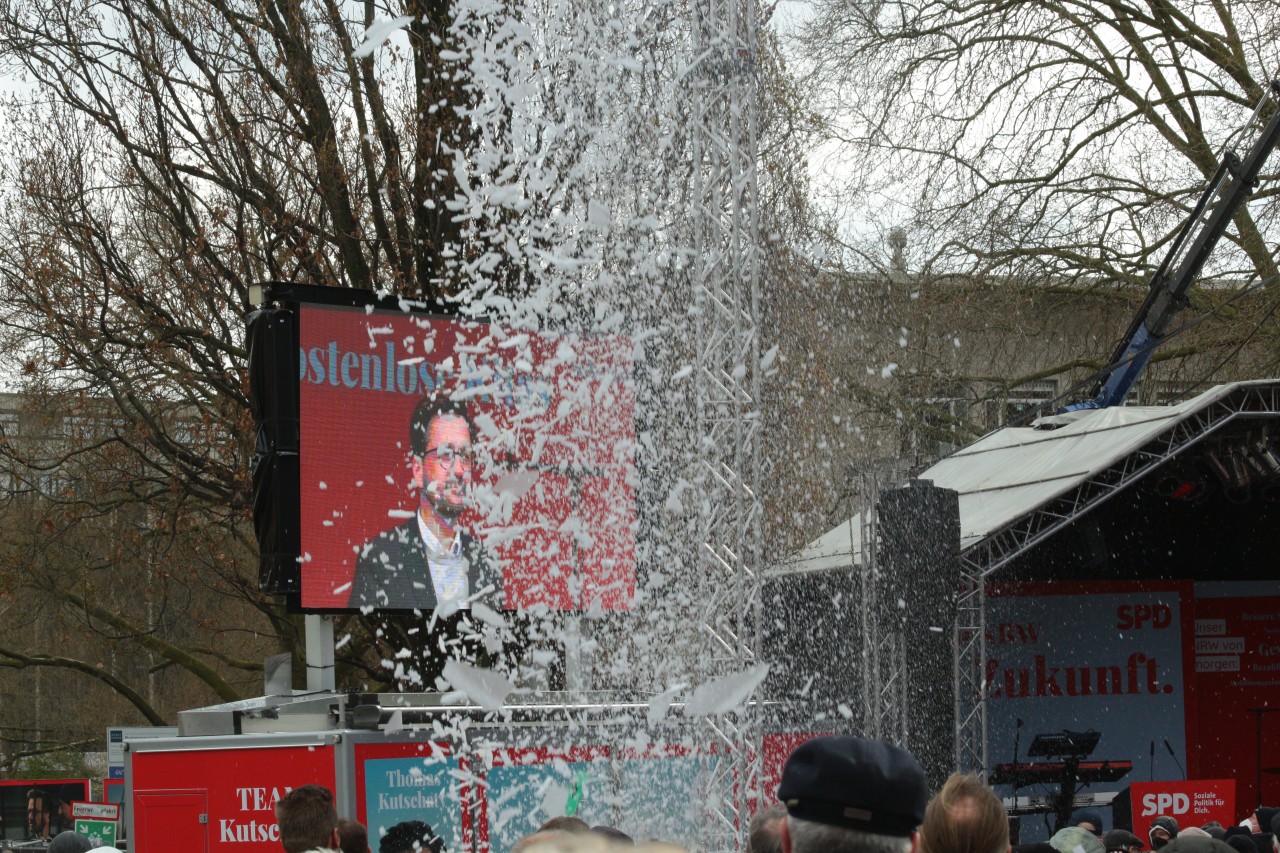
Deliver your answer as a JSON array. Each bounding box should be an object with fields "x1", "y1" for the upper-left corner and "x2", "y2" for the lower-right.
[
  {"x1": 1105, "y1": 829, "x2": 1144, "y2": 851},
  {"x1": 777, "y1": 735, "x2": 928, "y2": 837}
]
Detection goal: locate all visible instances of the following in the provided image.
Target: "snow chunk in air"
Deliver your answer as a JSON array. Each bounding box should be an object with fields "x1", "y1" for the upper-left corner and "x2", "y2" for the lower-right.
[
  {"x1": 442, "y1": 660, "x2": 513, "y2": 713},
  {"x1": 352, "y1": 16, "x2": 414, "y2": 59},
  {"x1": 684, "y1": 664, "x2": 768, "y2": 716}
]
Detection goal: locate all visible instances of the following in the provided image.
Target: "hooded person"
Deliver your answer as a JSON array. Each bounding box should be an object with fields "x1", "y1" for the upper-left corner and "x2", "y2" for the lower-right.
[{"x1": 1151, "y1": 819, "x2": 1181, "y2": 851}]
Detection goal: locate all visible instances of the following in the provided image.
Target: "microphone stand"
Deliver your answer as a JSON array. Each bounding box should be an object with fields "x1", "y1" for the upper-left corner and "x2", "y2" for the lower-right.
[
  {"x1": 1012, "y1": 719, "x2": 1024, "y2": 812},
  {"x1": 1163, "y1": 739, "x2": 1186, "y2": 780}
]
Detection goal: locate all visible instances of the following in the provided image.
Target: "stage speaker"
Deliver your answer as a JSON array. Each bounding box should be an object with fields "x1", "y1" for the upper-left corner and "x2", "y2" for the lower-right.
[
  {"x1": 1112, "y1": 785, "x2": 1133, "y2": 832},
  {"x1": 877, "y1": 479, "x2": 961, "y2": 790},
  {"x1": 248, "y1": 304, "x2": 301, "y2": 595}
]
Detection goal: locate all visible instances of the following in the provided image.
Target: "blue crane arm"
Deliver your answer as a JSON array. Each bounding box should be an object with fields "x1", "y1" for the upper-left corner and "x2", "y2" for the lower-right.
[{"x1": 1064, "y1": 79, "x2": 1280, "y2": 412}]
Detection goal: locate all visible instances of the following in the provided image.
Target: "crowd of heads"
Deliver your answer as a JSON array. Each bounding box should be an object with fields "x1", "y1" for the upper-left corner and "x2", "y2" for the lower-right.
[
  {"x1": 15, "y1": 737, "x2": 1280, "y2": 853},
  {"x1": 761, "y1": 734, "x2": 1280, "y2": 853}
]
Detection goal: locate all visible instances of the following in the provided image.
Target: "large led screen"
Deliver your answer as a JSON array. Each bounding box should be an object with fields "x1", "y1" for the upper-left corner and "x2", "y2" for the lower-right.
[{"x1": 296, "y1": 301, "x2": 636, "y2": 612}]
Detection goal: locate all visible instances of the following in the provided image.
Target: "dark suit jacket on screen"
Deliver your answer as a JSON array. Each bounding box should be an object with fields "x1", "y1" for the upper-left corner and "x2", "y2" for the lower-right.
[{"x1": 349, "y1": 519, "x2": 499, "y2": 612}]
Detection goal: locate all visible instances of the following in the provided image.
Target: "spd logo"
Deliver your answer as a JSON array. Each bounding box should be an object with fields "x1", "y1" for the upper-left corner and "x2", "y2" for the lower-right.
[
  {"x1": 1141, "y1": 793, "x2": 1189, "y2": 816},
  {"x1": 1117, "y1": 603, "x2": 1172, "y2": 630}
]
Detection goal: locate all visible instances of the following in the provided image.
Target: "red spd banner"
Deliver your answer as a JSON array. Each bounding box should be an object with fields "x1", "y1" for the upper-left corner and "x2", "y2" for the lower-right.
[{"x1": 1129, "y1": 779, "x2": 1235, "y2": 829}]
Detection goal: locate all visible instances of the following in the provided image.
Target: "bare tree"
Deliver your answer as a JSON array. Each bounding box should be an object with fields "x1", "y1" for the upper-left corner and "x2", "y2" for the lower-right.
[
  {"x1": 0, "y1": 0, "x2": 822, "y2": 758},
  {"x1": 798, "y1": 0, "x2": 1280, "y2": 312},
  {"x1": 739, "y1": 0, "x2": 1280, "y2": 553}
]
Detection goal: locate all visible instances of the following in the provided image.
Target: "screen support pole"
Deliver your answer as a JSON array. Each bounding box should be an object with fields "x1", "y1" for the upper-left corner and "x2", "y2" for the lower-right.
[{"x1": 305, "y1": 614, "x2": 336, "y2": 693}]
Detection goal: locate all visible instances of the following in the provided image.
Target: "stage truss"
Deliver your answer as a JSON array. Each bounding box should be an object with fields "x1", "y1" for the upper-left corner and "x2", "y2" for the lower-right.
[
  {"x1": 954, "y1": 382, "x2": 1280, "y2": 776},
  {"x1": 687, "y1": 0, "x2": 763, "y2": 848},
  {"x1": 861, "y1": 470, "x2": 911, "y2": 746}
]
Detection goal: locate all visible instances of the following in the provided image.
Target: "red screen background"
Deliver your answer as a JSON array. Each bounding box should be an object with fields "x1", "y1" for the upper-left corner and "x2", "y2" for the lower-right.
[{"x1": 297, "y1": 303, "x2": 636, "y2": 612}]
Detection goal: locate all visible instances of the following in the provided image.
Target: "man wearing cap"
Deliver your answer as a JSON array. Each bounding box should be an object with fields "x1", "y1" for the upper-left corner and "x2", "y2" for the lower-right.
[
  {"x1": 777, "y1": 735, "x2": 930, "y2": 853},
  {"x1": 1104, "y1": 829, "x2": 1144, "y2": 853},
  {"x1": 1150, "y1": 818, "x2": 1180, "y2": 851}
]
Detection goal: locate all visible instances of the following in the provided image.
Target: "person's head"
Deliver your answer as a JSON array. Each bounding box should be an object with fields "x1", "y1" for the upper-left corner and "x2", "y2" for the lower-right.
[
  {"x1": 274, "y1": 785, "x2": 339, "y2": 853},
  {"x1": 777, "y1": 735, "x2": 929, "y2": 853},
  {"x1": 1071, "y1": 811, "x2": 1104, "y2": 839},
  {"x1": 511, "y1": 830, "x2": 571, "y2": 853},
  {"x1": 47, "y1": 832, "x2": 92, "y2": 853},
  {"x1": 378, "y1": 820, "x2": 444, "y2": 853},
  {"x1": 1150, "y1": 818, "x2": 1180, "y2": 851},
  {"x1": 750, "y1": 803, "x2": 789, "y2": 853},
  {"x1": 409, "y1": 399, "x2": 475, "y2": 524},
  {"x1": 1223, "y1": 838, "x2": 1255, "y2": 853},
  {"x1": 920, "y1": 774, "x2": 1009, "y2": 853},
  {"x1": 1049, "y1": 827, "x2": 1103, "y2": 853},
  {"x1": 338, "y1": 818, "x2": 370, "y2": 853},
  {"x1": 57, "y1": 783, "x2": 84, "y2": 820},
  {"x1": 590, "y1": 826, "x2": 633, "y2": 845},
  {"x1": 1162, "y1": 837, "x2": 1244, "y2": 853},
  {"x1": 538, "y1": 817, "x2": 590, "y2": 835},
  {"x1": 1103, "y1": 829, "x2": 1144, "y2": 853}
]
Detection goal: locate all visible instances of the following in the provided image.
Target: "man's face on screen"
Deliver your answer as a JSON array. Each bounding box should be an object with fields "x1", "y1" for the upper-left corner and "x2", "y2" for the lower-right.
[{"x1": 414, "y1": 414, "x2": 473, "y2": 521}]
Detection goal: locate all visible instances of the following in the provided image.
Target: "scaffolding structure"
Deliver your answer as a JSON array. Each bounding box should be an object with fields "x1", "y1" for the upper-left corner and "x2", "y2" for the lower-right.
[
  {"x1": 953, "y1": 382, "x2": 1280, "y2": 776},
  {"x1": 856, "y1": 470, "x2": 911, "y2": 745},
  {"x1": 686, "y1": 0, "x2": 763, "y2": 845}
]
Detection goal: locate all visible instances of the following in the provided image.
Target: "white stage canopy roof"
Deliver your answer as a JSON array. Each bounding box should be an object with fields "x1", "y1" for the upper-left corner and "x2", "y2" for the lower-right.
[{"x1": 774, "y1": 380, "x2": 1275, "y2": 577}]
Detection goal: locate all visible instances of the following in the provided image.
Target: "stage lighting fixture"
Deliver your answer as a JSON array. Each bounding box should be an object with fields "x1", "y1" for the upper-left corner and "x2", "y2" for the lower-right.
[
  {"x1": 1204, "y1": 446, "x2": 1252, "y2": 503},
  {"x1": 1249, "y1": 438, "x2": 1280, "y2": 478}
]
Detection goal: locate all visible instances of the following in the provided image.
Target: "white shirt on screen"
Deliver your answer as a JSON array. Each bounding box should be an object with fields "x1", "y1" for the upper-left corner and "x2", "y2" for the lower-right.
[{"x1": 417, "y1": 513, "x2": 470, "y2": 609}]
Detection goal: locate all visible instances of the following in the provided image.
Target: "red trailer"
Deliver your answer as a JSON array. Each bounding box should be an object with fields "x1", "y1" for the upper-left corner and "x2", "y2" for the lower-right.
[{"x1": 125, "y1": 691, "x2": 806, "y2": 853}]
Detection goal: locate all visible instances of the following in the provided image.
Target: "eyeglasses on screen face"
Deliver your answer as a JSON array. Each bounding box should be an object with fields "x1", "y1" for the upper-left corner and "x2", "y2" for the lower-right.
[{"x1": 425, "y1": 445, "x2": 474, "y2": 469}]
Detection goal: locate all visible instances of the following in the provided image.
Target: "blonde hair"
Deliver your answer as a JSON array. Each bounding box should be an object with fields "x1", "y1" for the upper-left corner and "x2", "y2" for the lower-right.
[{"x1": 920, "y1": 774, "x2": 1009, "y2": 853}]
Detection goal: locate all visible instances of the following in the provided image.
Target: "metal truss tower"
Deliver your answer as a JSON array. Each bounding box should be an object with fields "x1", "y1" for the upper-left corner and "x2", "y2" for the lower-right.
[
  {"x1": 686, "y1": 0, "x2": 763, "y2": 845},
  {"x1": 856, "y1": 470, "x2": 911, "y2": 745}
]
